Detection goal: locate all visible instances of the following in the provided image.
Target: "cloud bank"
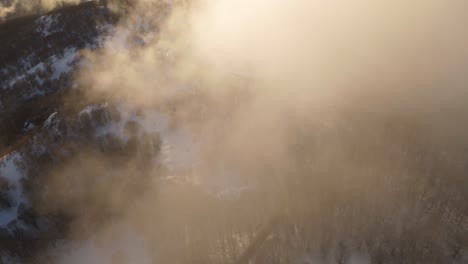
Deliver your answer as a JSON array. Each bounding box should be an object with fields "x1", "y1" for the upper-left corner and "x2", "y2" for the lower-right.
[{"x1": 36, "y1": 0, "x2": 468, "y2": 262}]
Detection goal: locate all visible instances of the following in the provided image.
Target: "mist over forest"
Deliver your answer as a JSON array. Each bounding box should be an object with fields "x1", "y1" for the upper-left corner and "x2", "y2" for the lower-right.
[{"x1": 0, "y1": 1, "x2": 468, "y2": 263}]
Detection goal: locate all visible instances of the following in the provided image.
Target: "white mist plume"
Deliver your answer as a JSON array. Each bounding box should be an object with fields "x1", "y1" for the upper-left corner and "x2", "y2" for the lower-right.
[
  {"x1": 82, "y1": 0, "x2": 468, "y2": 177},
  {"x1": 84, "y1": 0, "x2": 468, "y2": 117},
  {"x1": 44, "y1": 0, "x2": 468, "y2": 262}
]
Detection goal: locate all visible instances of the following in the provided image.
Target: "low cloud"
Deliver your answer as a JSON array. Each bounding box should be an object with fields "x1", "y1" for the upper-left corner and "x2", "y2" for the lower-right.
[{"x1": 38, "y1": 0, "x2": 468, "y2": 262}]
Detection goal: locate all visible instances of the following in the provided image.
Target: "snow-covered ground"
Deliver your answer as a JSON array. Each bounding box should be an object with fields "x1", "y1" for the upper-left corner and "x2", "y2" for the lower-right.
[
  {"x1": 51, "y1": 48, "x2": 78, "y2": 80},
  {"x1": 0, "y1": 152, "x2": 27, "y2": 228},
  {"x1": 35, "y1": 14, "x2": 63, "y2": 37},
  {"x1": 7, "y1": 62, "x2": 46, "y2": 87},
  {"x1": 43, "y1": 112, "x2": 59, "y2": 127},
  {"x1": 4, "y1": 47, "x2": 79, "y2": 92}
]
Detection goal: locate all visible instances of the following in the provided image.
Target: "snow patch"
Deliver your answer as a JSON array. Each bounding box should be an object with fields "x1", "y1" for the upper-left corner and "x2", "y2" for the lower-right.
[
  {"x1": 51, "y1": 48, "x2": 78, "y2": 80},
  {"x1": 0, "y1": 152, "x2": 27, "y2": 227},
  {"x1": 30, "y1": 137, "x2": 48, "y2": 156},
  {"x1": 7, "y1": 62, "x2": 46, "y2": 88},
  {"x1": 79, "y1": 103, "x2": 107, "y2": 116},
  {"x1": 3, "y1": 47, "x2": 78, "y2": 93},
  {"x1": 23, "y1": 121, "x2": 36, "y2": 132},
  {"x1": 44, "y1": 112, "x2": 59, "y2": 127},
  {"x1": 35, "y1": 14, "x2": 63, "y2": 37}
]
